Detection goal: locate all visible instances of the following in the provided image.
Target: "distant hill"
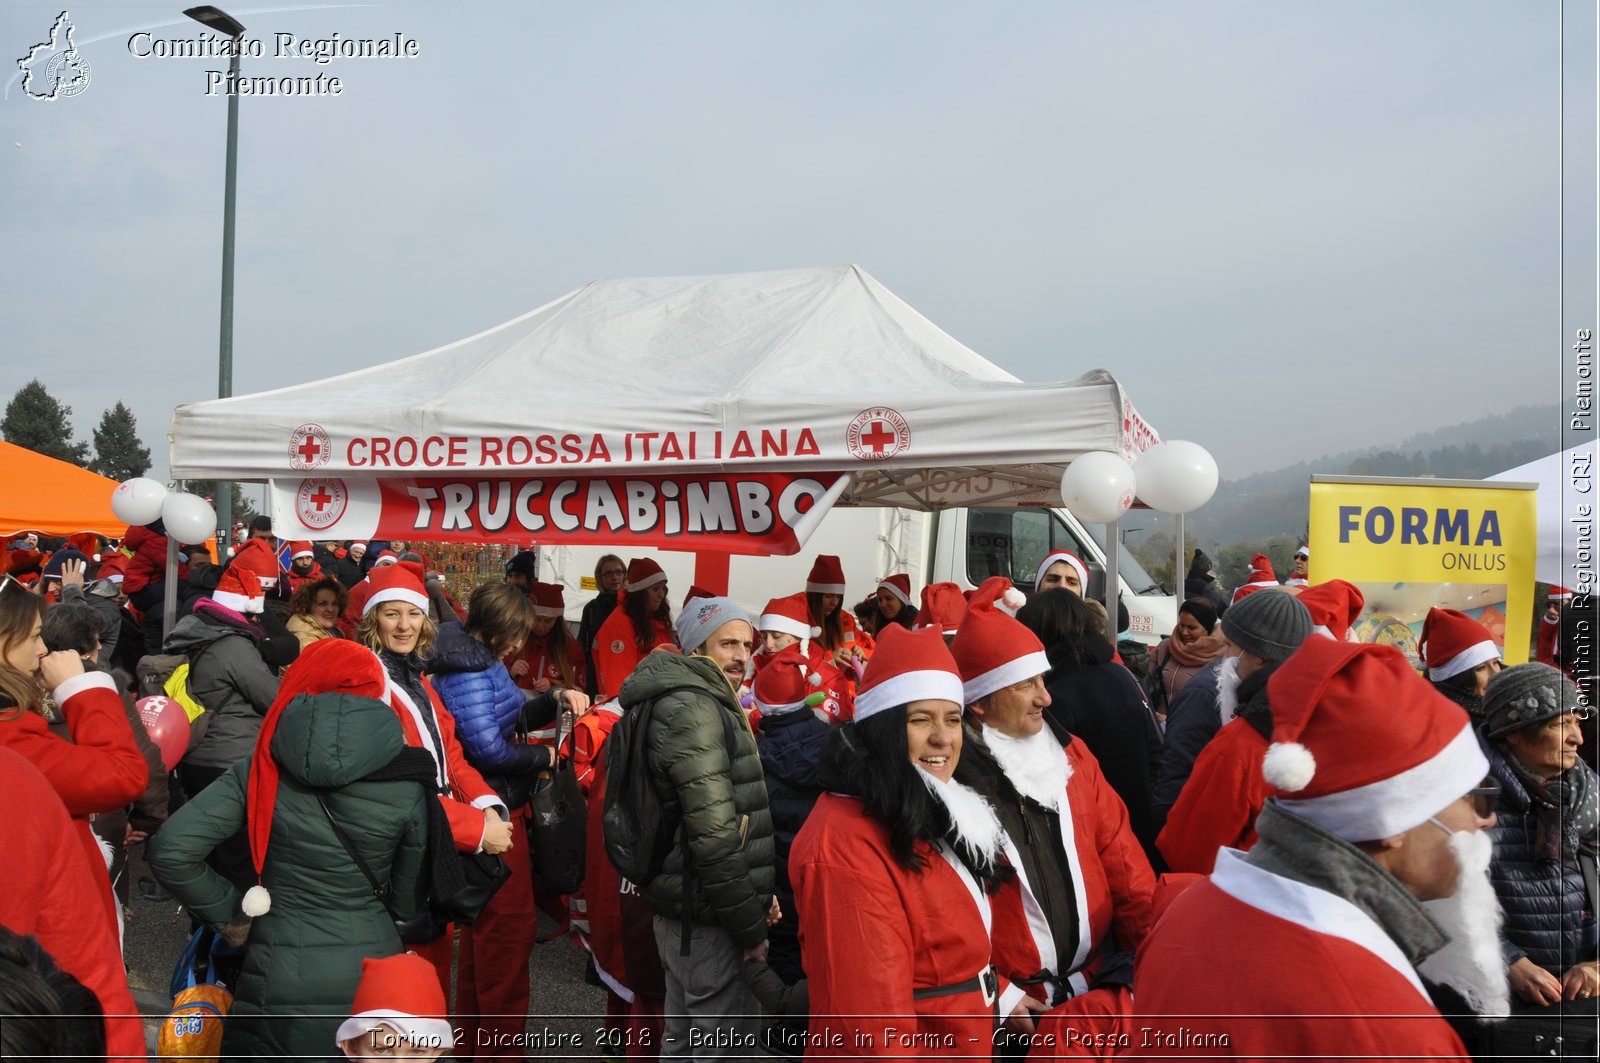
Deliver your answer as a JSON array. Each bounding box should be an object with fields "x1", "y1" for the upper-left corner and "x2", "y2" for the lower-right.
[{"x1": 1159, "y1": 405, "x2": 1559, "y2": 547}]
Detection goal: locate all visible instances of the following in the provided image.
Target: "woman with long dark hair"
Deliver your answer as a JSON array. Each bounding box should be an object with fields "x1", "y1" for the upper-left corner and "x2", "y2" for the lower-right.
[
  {"x1": 1016, "y1": 588, "x2": 1164, "y2": 865},
  {"x1": 1419, "y1": 607, "x2": 1502, "y2": 725},
  {"x1": 510, "y1": 581, "x2": 585, "y2": 692},
  {"x1": 592, "y1": 558, "x2": 675, "y2": 699},
  {"x1": 791, "y1": 625, "x2": 1040, "y2": 1051},
  {"x1": 804, "y1": 554, "x2": 873, "y2": 673}
]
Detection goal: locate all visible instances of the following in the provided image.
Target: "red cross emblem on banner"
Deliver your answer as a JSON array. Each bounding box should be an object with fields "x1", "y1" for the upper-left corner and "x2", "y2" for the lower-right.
[
  {"x1": 846, "y1": 407, "x2": 911, "y2": 461},
  {"x1": 294, "y1": 478, "x2": 347, "y2": 530},
  {"x1": 288, "y1": 423, "x2": 332, "y2": 471}
]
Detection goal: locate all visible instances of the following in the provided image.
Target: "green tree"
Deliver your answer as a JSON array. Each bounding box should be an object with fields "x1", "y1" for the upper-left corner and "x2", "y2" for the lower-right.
[
  {"x1": 90, "y1": 402, "x2": 152, "y2": 481},
  {"x1": 2, "y1": 379, "x2": 88, "y2": 465}
]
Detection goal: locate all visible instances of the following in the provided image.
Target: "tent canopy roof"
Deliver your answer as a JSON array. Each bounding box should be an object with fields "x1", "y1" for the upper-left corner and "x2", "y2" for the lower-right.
[
  {"x1": 170, "y1": 265, "x2": 1157, "y2": 509},
  {"x1": 1, "y1": 442, "x2": 127, "y2": 537}
]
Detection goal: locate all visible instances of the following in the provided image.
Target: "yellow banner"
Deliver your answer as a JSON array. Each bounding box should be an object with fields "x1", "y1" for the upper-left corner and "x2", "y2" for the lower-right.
[{"x1": 1308, "y1": 477, "x2": 1538, "y2": 668}]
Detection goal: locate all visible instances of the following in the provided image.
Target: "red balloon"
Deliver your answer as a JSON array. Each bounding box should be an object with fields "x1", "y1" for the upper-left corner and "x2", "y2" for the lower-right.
[{"x1": 135, "y1": 695, "x2": 190, "y2": 771}]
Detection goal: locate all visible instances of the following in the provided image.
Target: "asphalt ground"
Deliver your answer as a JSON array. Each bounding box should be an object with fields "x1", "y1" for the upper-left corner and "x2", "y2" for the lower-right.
[{"x1": 122, "y1": 844, "x2": 620, "y2": 1061}]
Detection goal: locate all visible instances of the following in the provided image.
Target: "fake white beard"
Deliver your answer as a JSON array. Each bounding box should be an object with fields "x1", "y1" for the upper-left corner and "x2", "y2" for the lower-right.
[
  {"x1": 1415, "y1": 828, "x2": 1512, "y2": 1019},
  {"x1": 915, "y1": 766, "x2": 1005, "y2": 870},
  {"x1": 982, "y1": 725, "x2": 1072, "y2": 814},
  {"x1": 1216, "y1": 655, "x2": 1243, "y2": 726}
]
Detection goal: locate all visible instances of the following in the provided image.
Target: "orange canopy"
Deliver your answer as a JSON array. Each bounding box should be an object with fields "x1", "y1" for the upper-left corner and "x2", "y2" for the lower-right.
[{"x1": 1, "y1": 441, "x2": 129, "y2": 538}]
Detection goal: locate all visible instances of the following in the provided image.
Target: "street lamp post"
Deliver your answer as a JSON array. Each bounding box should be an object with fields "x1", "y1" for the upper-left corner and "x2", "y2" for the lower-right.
[{"x1": 184, "y1": 6, "x2": 245, "y2": 546}]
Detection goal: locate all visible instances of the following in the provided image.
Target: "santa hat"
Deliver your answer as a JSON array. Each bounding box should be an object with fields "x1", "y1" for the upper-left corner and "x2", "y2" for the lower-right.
[
  {"x1": 1296, "y1": 579, "x2": 1365, "y2": 641},
  {"x1": 231, "y1": 538, "x2": 282, "y2": 591},
  {"x1": 211, "y1": 565, "x2": 264, "y2": 615},
  {"x1": 877, "y1": 573, "x2": 912, "y2": 606},
  {"x1": 1262, "y1": 638, "x2": 1488, "y2": 842},
  {"x1": 805, "y1": 554, "x2": 847, "y2": 595},
  {"x1": 1231, "y1": 552, "x2": 1280, "y2": 603},
  {"x1": 289, "y1": 541, "x2": 314, "y2": 561},
  {"x1": 372, "y1": 550, "x2": 399, "y2": 567},
  {"x1": 243, "y1": 640, "x2": 392, "y2": 917},
  {"x1": 349, "y1": 541, "x2": 368, "y2": 555},
  {"x1": 361, "y1": 561, "x2": 430, "y2": 617},
  {"x1": 681, "y1": 584, "x2": 716, "y2": 608},
  {"x1": 854, "y1": 624, "x2": 966, "y2": 722},
  {"x1": 1033, "y1": 550, "x2": 1087, "y2": 593},
  {"x1": 916, "y1": 582, "x2": 969, "y2": 636},
  {"x1": 950, "y1": 577, "x2": 1048, "y2": 705},
  {"x1": 625, "y1": 557, "x2": 667, "y2": 592},
  {"x1": 1294, "y1": 545, "x2": 1310, "y2": 561},
  {"x1": 758, "y1": 592, "x2": 819, "y2": 641},
  {"x1": 94, "y1": 552, "x2": 128, "y2": 585},
  {"x1": 1548, "y1": 585, "x2": 1574, "y2": 602},
  {"x1": 752, "y1": 644, "x2": 823, "y2": 716},
  {"x1": 529, "y1": 581, "x2": 565, "y2": 619},
  {"x1": 333, "y1": 953, "x2": 453, "y2": 1051},
  {"x1": 1418, "y1": 607, "x2": 1500, "y2": 682}
]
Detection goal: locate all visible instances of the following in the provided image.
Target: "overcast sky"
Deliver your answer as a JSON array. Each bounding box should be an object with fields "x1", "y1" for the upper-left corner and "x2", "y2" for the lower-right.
[{"x1": 2, "y1": 1, "x2": 1587, "y2": 492}]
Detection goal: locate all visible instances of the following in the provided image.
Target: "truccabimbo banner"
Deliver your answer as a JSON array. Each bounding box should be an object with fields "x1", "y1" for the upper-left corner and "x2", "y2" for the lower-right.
[
  {"x1": 270, "y1": 472, "x2": 852, "y2": 556},
  {"x1": 1308, "y1": 476, "x2": 1537, "y2": 665}
]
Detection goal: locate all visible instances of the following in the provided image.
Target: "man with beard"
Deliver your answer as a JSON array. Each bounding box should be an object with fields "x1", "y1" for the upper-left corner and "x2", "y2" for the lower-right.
[
  {"x1": 1131, "y1": 638, "x2": 1507, "y2": 1062},
  {"x1": 950, "y1": 579, "x2": 1156, "y2": 1043},
  {"x1": 1152, "y1": 589, "x2": 1311, "y2": 828}
]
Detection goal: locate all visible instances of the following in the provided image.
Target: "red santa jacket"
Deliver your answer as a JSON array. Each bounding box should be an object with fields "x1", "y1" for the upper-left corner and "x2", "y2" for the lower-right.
[
  {"x1": 793, "y1": 792, "x2": 1026, "y2": 1056},
  {"x1": 0, "y1": 747, "x2": 146, "y2": 1063},
  {"x1": 511, "y1": 631, "x2": 588, "y2": 693},
  {"x1": 376, "y1": 655, "x2": 502, "y2": 852},
  {"x1": 122, "y1": 524, "x2": 179, "y2": 595},
  {"x1": 592, "y1": 608, "x2": 674, "y2": 700},
  {"x1": 1130, "y1": 850, "x2": 1470, "y2": 1062},
  {"x1": 285, "y1": 561, "x2": 324, "y2": 594},
  {"x1": 566, "y1": 703, "x2": 637, "y2": 999},
  {"x1": 0, "y1": 671, "x2": 148, "y2": 936},
  {"x1": 990, "y1": 737, "x2": 1156, "y2": 1005},
  {"x1": 1536, "y1": 611, "x2": 1561, "y2": 667},
  {"x1": 1156, "y1": 717, "x2": 1274, "y2": 874}
]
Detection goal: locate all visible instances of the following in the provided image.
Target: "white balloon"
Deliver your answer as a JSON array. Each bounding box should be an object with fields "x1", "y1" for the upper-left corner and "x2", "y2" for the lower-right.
[
  {"x1": 161, "y1": 492, "x2": 217, "y2": 546},
  {"x1": 111, "y1": 477, "x2": 168, "y2": 526},
  {"x1": 1059, "y1": 451, "x2": 1137, "y2": 524},
  {"x1": 1133, "y1": 441, "x2": 1220, "y2": 514}
]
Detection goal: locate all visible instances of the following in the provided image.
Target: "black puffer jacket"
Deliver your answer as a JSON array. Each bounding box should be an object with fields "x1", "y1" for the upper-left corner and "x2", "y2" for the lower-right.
[
  {"x1": 1152, "y1": 657, "x2": 1225, "y2": 827},
  {"x1": 620, "y1": 652, "x2": 776, "y2": 949},
  {"x1": 1484, "y1": 742, "x2": 1599, "y2": 974},
  {"x1": 1041, "y1": 635, "x2": 1163, "y2": 865},
  {"x1": 755, "y1": 706, "x2": 827, "y2": 979}
]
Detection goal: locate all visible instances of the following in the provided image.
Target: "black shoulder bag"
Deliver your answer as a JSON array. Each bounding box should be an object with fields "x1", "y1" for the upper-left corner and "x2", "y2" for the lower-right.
[{"x1": 527, "y1": 708, "x2": 588, "y2": 896}]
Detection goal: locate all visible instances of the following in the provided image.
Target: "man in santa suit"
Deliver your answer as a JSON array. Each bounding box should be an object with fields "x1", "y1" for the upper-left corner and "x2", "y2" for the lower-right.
[
  {"x1": 949, "y1": 578, "x2": 1156, "y2": 1041},
  {"x1": 1285, "y1": 544, "x2": 1310, "y2": 588},
  {"x1": 1158, "y1": 580, "x2": 1362, "y2": 873},
  {"x1": 1130, "y1": 638, "x2": 1510, "y2": 1062},
  {"x1": 1536, "y1": 586, "x2": 1570, "y2": 667}
]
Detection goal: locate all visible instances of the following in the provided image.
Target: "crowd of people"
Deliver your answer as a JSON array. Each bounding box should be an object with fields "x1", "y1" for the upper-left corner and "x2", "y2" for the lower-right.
[{"x1": 0, "y1": 523, "x2": 1596, "y2": 1061}]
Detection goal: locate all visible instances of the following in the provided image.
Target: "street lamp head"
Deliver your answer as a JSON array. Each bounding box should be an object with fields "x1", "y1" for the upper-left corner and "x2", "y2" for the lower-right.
[{"x1": 184, "y1": 6, "x2": 245, "y2": 37}]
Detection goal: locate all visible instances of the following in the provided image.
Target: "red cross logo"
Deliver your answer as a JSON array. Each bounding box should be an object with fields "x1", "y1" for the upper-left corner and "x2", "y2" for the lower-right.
[
  {"x1": 846, "y1": 407, "x2": 910, "y2": 462},
  {"x1": 294, "y1": 478, "x2": 347, "y2": 530},
  {"x1": 288, "y1": 423, "x2": 332, "y2": 471}
]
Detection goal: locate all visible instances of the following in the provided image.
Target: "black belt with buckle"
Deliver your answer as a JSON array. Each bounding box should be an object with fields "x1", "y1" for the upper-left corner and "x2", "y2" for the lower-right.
[{"x1": 912, "y1": 963, "x2": 999, "y2": 1009}]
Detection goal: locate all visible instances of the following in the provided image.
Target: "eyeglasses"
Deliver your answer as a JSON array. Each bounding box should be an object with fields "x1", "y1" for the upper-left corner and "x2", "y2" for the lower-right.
[{"x1": 1466, "y1": 775, "x2": 1501, "y2": 819}]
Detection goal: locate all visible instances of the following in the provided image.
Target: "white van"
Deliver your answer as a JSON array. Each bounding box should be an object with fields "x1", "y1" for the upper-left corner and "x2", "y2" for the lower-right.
[{"x1": 536, "y1": 505, "x2": 1176, "y2": 646}]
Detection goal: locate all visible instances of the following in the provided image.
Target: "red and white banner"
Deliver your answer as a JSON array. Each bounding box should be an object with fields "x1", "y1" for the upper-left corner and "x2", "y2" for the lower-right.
[{"x1": 270, "y1": 471, "x2": 852, "y2": 556}]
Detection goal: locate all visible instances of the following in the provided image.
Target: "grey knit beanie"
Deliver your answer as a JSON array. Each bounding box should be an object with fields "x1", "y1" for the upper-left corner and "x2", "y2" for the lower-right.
[
  {"x1": 1481, "y1": 662, "x2": 1583, "y2": 739},
  {"x1": 1219, "y1": 589, "x2": 1312, "y2": 661},
  {"x1": 675, "y1": 596, "x2": 751, "y2": 656}
]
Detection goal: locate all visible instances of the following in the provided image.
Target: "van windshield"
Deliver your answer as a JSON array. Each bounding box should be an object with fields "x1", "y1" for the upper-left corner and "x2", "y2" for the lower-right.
[{"x1": 966, "y1": 508, "x2": 1162, "y2": 595}]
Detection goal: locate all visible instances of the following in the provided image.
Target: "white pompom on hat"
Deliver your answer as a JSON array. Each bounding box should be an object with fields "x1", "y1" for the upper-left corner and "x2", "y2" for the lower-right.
[
  {"x1": 752, "y1": 644, "x2": 821, "y2": 716},
  {"x1": 1261, "y1": 638, "x2": 1488, "y2": 841}
]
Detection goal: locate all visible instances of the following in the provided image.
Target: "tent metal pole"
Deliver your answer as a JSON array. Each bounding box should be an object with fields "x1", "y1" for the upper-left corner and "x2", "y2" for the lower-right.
[
  {"x1": 1175, "y1": 511, "x2": 1184, "y2": 600},
  {"x1": 161, "y1": 536, "x2": 179, "y2": 645},
  {"x1": 1105, "y1": 517, "x2": 1120, "y2": 630}
]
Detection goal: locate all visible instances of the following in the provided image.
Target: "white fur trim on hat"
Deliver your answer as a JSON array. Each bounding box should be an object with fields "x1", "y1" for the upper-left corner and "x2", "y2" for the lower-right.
[
  {"x1": 878, "y1": 579, "x2": 912, "y2": 606},
  {"x1": 241, "y1": 884, "x2": 272, "y2": 917},
  {"x1": 335, "y1": 1012, "x2": 454, "y2": 1051},
  {"x1": 1427, "y1": 639, "x2": 1500, "y2": 682},
  {"x1": 854, "y1": 668, "x2": 966, "y2": 722},
  {"x1": 362, "y1": 586, "x2": 431, "y2": 617},
  {"x1": 757, "y1": 696, "x2": 811, "y2": 716},
  {"x1": 758, "y1": 612, "x2": 816, "y2": 640},
  {"x1": 962, "y1": 649, "x2": 1051, "y2": 706},
  {"x1": 291, "y1": 548, "x2": 314, "y2": 561},
  {"x1": 625, "y1": 571, "x2": 667, "y2": 592},
  {"x1": 1034, "y1": 551, "x2": 1088, "y2": 593},
  {"x1": 1275, "y1": 723, "x2": 1489, "y2": 841},
  {"x1": 805, "y1": 580, "x2": 847, "y2": 595},
  {"x1": 531, "y1": 604, "x2": 565, "y2": 618},
  {"x1": 212, "y1": 588, "x2": 263, "y2": 615}
]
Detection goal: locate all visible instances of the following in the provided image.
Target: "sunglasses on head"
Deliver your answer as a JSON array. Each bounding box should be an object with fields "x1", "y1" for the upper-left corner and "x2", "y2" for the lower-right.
[
  {"x1": 0, "y1": 574, "x2": 35, "y2": 599},
  {"x1": 1466, "y1": 775, "x2": 1501, "y2": 819}
]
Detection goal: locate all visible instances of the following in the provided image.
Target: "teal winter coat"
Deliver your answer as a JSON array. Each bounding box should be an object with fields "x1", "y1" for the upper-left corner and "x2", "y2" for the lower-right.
[{"x1": 149, "y1": 693, "x2": 430, "y2": 1062}]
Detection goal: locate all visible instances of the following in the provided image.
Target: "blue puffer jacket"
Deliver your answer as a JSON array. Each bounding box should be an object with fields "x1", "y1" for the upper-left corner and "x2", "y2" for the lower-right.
[
  {"x1": 427, "y1": 622, "x2": 547, "y2": 807},
  {"x1": 1484, "y1": 742, "x2": 1598, "y2": 975}
]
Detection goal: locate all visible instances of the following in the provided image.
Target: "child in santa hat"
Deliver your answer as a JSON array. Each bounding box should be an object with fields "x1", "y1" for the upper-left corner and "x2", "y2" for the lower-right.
[{"x1": 336, "y1": 953, "x2": 453, "y2": 1060}]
